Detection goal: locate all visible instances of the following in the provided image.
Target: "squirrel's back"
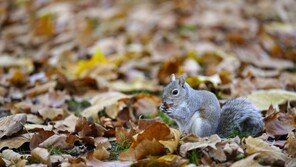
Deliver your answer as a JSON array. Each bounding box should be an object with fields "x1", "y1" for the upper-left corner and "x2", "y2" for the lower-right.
[{"x1": 216, "y1": 98, "x2": 264, "y2": 138}]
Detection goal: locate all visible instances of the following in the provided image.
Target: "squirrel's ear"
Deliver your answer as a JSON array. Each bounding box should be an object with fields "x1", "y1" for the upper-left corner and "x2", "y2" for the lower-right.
[
  {"x1": 179, "y1": 75, "x2": 186, "y2": 87},
  {"x1": 170, "y1": 74, "x2": 176, "y2": 82}
]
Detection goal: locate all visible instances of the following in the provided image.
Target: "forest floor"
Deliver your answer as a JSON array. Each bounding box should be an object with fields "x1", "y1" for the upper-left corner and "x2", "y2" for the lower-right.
[{"x1": 0, "y1": 0, "x2": 296, "y2": 166}]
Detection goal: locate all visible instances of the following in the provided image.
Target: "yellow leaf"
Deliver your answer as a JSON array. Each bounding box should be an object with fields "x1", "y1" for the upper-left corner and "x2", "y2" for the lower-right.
[
  {"x1": 159, "y1": 128, "x2": 181, "y2": 153},
  {"x1": 75, "y1": 50, "x2": 107, "y2": 76}
]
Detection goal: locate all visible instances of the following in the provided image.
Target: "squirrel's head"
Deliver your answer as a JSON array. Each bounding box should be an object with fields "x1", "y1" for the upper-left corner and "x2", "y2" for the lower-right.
[{"x1": 160, "y1": 74, "x2": 188, "y2": 112}]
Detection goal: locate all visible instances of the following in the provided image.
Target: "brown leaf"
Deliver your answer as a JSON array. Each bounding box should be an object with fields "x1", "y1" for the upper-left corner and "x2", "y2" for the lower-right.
[
  {"x1": 115, "y1": 127, "x2": 134, "y2": 148},
  {"x1": 38, "y1": 90, "x2": 70, "y2": 108},
  {"x1": 119, "y1": 122, "x2": 180, "y2": 161},
  {"x1": 157, "y1": 57, "x2": 184, "y2": 84},
  {"x1": 119, "y1": 138, "x2": 166, "y2": 161},
  {"x1": 0, "y1": 133, "x2": 31, "y2": 150},
  {"x1": 75, "y1": 117, "x2": 105, "y2": 138},
  {"x1": 159, "y1": 128, "x2": 181, "y2": 153},
  {"x1": 133, "y1": 154, "x2": 188, "y2": 167},
  {"x1": 33, "y1": 14, "x2": 55, "y2": 36},
  {"x1": 231, "y1": 153, "x2": 263, "y2": 167},
  {"x1": 85, "y1": 158, "x2": 132, "y2": 167},
  {"x1": 133, "y1": 94, "x2": 161, "y2": 117},
  {"x1": 39, "y1": 134, "x2": 74, "y2": 149},
  {"x1": 81, "y1": 92, "x2": 129, "y2": 120},
  {"x1": 264, "y1": 106, "x2": 295, "y2": 136},
  {"x1": 8, "y1": 69, "x2": 27, "y2": 87},
  {"x1": 89, "y1": 147, "x2": 110, "y2": 160},
  {"x1": 135, "y1": 122, "x2": 171, "y2": 144},
  {"x1": 0, "y1": 114, "x2": 27, "y2": 139},
  {"x1": 54, "y1": 114, "x2": 79, "y2": 132},
  {"x1": 30, "y1": 130, "x2": 55, "y2": 150},
  {"x1": 38, "y1": 108, "x2": 65, "y2": 121},
  {"x1": 208, "y1": 143, "x2": 227, "y2": 162},
  {"x1": 285, "y1": 131, "x2": 296, "y2": 158},
  {"x1": 31, "y1": 147, "x2": 50, "y2": 164},
  {"x1": 180, "y1": 135, "x2": 221, "y2": 157},
  {"x1": 25, "y1": 81, "x2": 57, "y2": 98},
  {"x1": 94, "y1": 137, "x2": 111, "y2": 149},
  {"x1": 244, "y1": 136, "x2": 288, "y2": 162}
]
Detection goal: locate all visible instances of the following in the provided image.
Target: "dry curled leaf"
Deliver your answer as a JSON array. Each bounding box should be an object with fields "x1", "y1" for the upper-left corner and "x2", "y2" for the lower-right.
[
  {"x1": 285, "y1": 131, "x2": 296, "y2": 158},
  {"x1": 82, "y1": 92, "x2": 129, "y2": 120},
  {"x1": 119, "y1": 122, "x2": 180, "y2": 161},
  {"x1": 180, "y1": 135, "x2": 221, "y2": 157},
  {"x1": 264, "y1": 106, "x2": 295, "y2": 136},
  {"x1": 0, "y1": 114, "x2": 27, "y2": 139},
  {"x1": 0, "y1": 133, "x2": 32, "y2": 150},
  {"x1": 244, "y1": 136, "x2": 288, "y2": 162}
]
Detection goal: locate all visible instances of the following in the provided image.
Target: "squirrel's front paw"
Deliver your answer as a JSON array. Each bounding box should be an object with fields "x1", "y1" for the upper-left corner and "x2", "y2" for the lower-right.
[{"x1": 159, "y1": 104, "x2": 167, "y2": 112}]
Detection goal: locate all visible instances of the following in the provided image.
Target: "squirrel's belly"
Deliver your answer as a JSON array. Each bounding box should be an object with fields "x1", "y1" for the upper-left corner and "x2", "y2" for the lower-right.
[{"x1": 187, "y1": 112, "x2": 205, "y2": 136}]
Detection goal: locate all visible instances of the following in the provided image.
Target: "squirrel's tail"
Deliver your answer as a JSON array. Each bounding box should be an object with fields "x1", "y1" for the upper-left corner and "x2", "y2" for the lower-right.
[{"x1": 216, "y1": 98, "x2": 264, "y2": 138}]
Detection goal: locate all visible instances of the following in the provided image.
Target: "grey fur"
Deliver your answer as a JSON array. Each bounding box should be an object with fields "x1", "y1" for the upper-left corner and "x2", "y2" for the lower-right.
[
  {"x1": 160, "y1": 76, "x2": 264, "y2": 138},
  {"x1": 217, "y1": 98, "x2": 264, "y2": 137}
]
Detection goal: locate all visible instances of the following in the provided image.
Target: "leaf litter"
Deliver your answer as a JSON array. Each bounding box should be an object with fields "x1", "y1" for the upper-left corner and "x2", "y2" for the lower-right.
[{"x1": 0, "y1": 0, "x2": 295, "y2": 166}]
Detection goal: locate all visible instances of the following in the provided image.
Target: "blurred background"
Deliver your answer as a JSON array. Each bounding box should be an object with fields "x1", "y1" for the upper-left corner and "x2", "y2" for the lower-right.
[{"x1": 0, "y1": 0, "x2": 295, "y2": 97}]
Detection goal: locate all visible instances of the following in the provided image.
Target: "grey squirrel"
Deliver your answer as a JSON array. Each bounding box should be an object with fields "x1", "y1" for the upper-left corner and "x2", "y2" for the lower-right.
[{"x1": 159, "y1": 74, "x2": 264, "y2": 138}]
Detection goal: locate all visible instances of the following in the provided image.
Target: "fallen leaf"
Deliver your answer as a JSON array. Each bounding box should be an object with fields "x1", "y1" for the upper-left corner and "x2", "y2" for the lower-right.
[
  {"x1": 135, "y1": 122, "x2": 171, "y2": 144},
  {"x1": 75, "y1": 117, "x2": 105, "y2": 138},
  {"x1": 1, "y1": 149, "x2": 23, "y2": 163},
  {"x1": 38, "y1": 90, "x2": 70, "y2": 108},
  {"x1": 109, "y1": 79, "x2": 161, "y2": 92},
  {"x1": 180, "y1": 135, "x2": 221, "y2": 157},
  {"x1": 133, "y1": 94, "x2": 161, "y2": 117},
  {"x1": 119, "y1": 122, "x2": 178, "y2": 161},
  {"x1": 31, "y1": 147, "x2": 50, "y2": 164},
  {"x1": 119, "y1": 138, "x2": 166, "y2": 161},
  {"x1": 264, "y1": 106, "x2": 295, "y2": 136},
  {"x1": 133, "y1": 154, "x2": 188, "y2": 167},
  {"x1": 231, "y1": 153, "x2": 263, "y2": 167},
  {"x1": 34, "y1": 13, "x2": 55, "y2": 36},
  {"x1": 0, "y1": 114, "x2": 27, "y2": 138},
  {"x1": 81, "y1": 92, "x2": 129, "y2": 120},
  {"x1": 85, "y1": 158, "x2": 132, "y2": 167},
  {"x1": 25, "y1": 81, "x2": 57, "y2": 98},
  {"x1": 0, "y1": 55, "x2": 34, "y2": 73},
  {"x1": 30, "y1": 130, "x2": 55, "y2": 150},
  {"x1": 54, "y1": 114, "x2": 79, "y2": 132},
  {"x1": 0, "y1": 133, "x2": 32, "y2": 150},
  {"x1": 26, "y1": 114, "x2": 44, "y2": 124},
  {"x1": 285, "y1": 131, "x2": 296, "y2": 158},
  {"x1": 247, "y1": 89, "x2": 296, "y2": 110},
  {"x1": 39, "y1": 134, "x2": 74, "y2": 149},
  {"x1": 38, "y1": 108, "x2": 65, "y2": 121},
  {"x1": 90, "y1": 147, "x2": 110, "y2": 160},
  {"x1": 8, "y1": 69, "x2": 27, "y2": 87},
  {"x1": 244, "y1": 136, "x2": 287, "y2": 162},
  {"x1": 24, "y1": 124, "x2": 54, "y2": 131},
  {"x1": 75, "y1": 50, "x2": 107, "y2": 76},
  {"x1": 94, "y1": 137, "x2": 111, "y2": 149},
  {"x1": 208, "y1": 143, "x2": 227, "y2": 162},
  {"x1": 157, "y1": 57, "x2": 184, "y2": 84},
  {"x1": 286, "y1": 158, "x2": 296, "y2": 167},
  {"x1": 159, "y1": 128, "x2": 181, "y2": 153}
]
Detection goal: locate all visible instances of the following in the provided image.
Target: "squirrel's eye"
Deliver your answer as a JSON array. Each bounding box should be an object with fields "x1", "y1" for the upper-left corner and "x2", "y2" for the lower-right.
[{"x1": 172, "y1": 89, "x2": 179, "y2": 95}]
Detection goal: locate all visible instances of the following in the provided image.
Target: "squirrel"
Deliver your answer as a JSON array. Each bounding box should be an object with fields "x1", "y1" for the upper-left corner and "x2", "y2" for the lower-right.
[{"x1": 159, "y1": 74, "x2": 264, "y2": 138}]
